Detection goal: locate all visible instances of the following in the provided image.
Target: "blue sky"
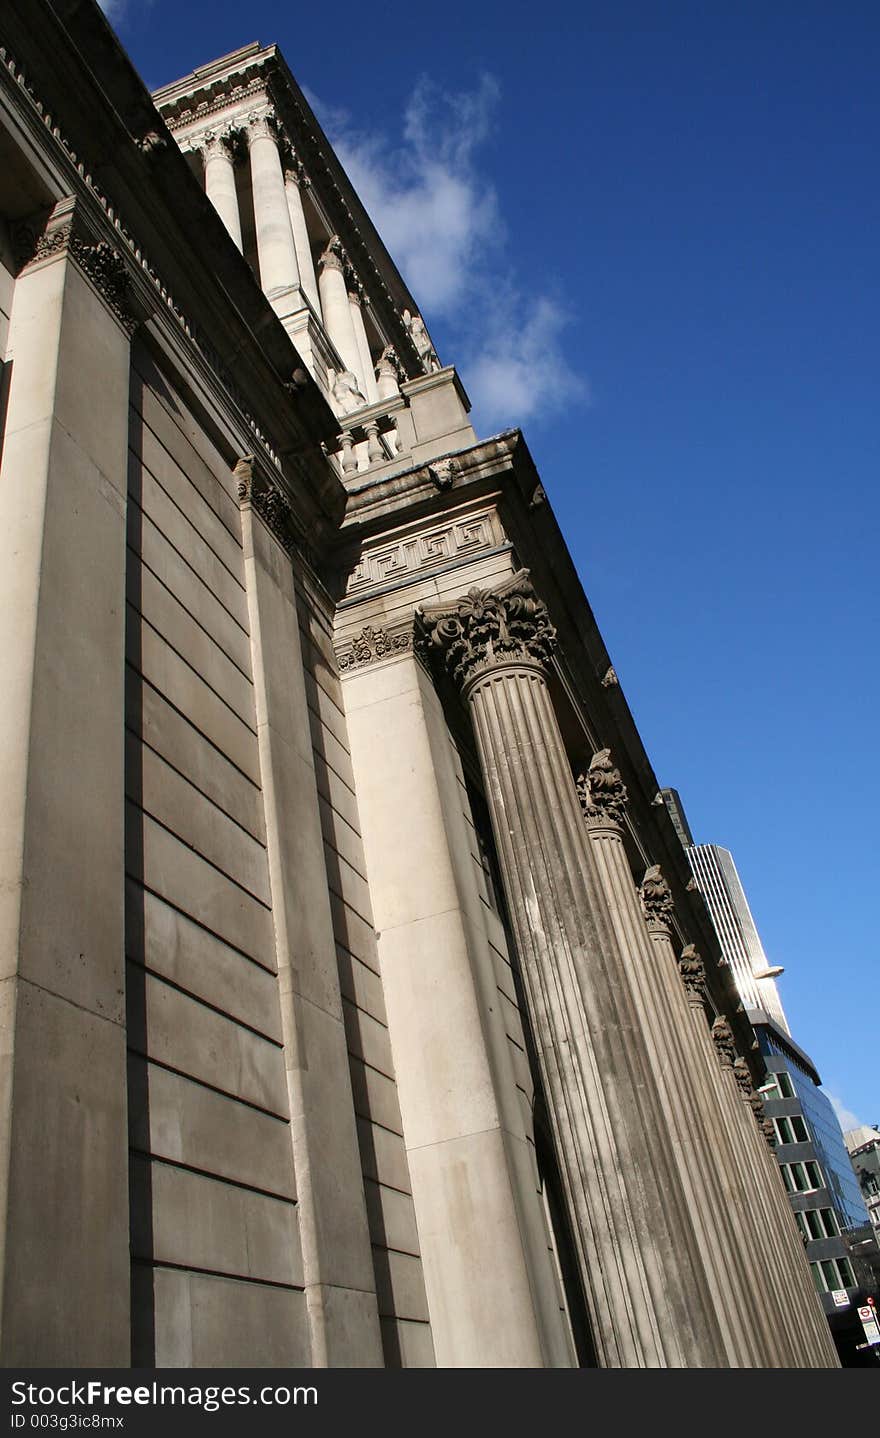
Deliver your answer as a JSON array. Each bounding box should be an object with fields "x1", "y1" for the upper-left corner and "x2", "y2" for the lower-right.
[{"x1": 107, "y1": 1, "x2": 879, "y2": 1132}]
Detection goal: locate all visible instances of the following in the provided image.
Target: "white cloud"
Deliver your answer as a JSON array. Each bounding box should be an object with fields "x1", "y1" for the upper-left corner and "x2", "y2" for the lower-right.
[
  {"x1": 97, "y1": 0, "x2": 124, "y2": 15},
  {"x1": 826, "y1": 1091, "x2": 864, "y2": 1135},
  {"x1": 311, "y1": 76, "x2": 588, "y2": 433}
]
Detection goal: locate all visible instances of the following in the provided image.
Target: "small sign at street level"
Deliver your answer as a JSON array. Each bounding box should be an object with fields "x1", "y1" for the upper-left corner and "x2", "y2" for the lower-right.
[{"x1": 831, "y1": 1289, "x2": 850, "y2": 1307}]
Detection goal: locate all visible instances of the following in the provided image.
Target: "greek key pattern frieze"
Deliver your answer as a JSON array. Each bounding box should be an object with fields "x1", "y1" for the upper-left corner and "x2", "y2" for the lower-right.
[{"x1": 345, "y1": 511, "x2": 501, "y2": 596}]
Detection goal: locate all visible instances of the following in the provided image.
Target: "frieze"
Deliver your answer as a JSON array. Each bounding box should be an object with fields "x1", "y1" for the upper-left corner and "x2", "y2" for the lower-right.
[
  {"x1": 577, "y1": 748, "x2": 628, "y2": 827},
  {"x1": 344, "y1": 510, "x2": 501, "y2": 597},
  {"x1": 418, "y1": 569, "x2": 557, "y2": 691},
  {"x1": 336, "y1": 624, "x2": 413, "y2": 673}
]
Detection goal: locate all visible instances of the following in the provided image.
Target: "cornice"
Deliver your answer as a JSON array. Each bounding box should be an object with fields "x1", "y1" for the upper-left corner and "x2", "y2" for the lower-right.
[{"x1": 0, "y1": 14, "x2": 346, "y2": 547}]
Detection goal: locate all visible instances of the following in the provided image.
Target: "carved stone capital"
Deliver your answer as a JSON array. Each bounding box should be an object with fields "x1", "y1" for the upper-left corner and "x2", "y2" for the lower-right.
[
  {"x1": 375, "y1": 345, "x2": 404, "y2": 381},
  {"x1": 15, "y1": 199, "x2": 141, "y2": 333},
  {"x1": 319, "y1": 235, "x2": 347, "y2": 274},
  {"x1": 711, "y1": 1016, "x2": 737, "y2": 1069},
  {"x1": 733, "y1": 1059, "x2": 777, "y2": 1149},
  {"x1": 235, "y1": 455, "x2": 300, "y2": 556},
  {"x1": 678, "y1": 943, "x2": 706, "y2": 1001},
  {"x1": 244, "y1": 108, "x2": 277, "y2": 144},
  {"x1": 336, "y1": 623, "x2": 413, "y2": 673},
  {"x1": 201, "y1": 128, "x2": 236, "y2": 161},
  {"x1": 418, "y1": 570, "x2": 557, "y2": 692},
  {"x1": 576, "y1": 749, "x2": 628, "y2": 828},
  {"x1": 640, "y1": 865, "x2": 674, "y2": 930}
]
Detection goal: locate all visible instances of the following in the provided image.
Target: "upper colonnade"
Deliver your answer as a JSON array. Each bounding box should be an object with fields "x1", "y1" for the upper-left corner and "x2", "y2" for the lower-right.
[{"x1": 153, "y1": 45, "x2": 473, "y2": 478}]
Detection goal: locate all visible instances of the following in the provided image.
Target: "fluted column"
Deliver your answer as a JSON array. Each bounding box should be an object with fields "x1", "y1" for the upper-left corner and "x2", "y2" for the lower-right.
[
  {"x1": 246, "y1": 110, "x2": 301, "y2": 301},
  {"x1": 713, "y1": 1022, "x2": 839, "y2": 1366},
  {"x1": 201, "y1": 131, "x2": 243, "y2": 251},
  {"x1": 420, "y1": 573, "x2": 728, "y2": 1368},
  {"x1": 318, "y1": 236, "x2": 366, "y2": 400},
  {"x1": 283, "y1": 159, "x2": 320, "y2": 313},
  {"x1": 640, "y1": 872, "x2": 808, "y2": 1365},
  {"x1": 348, "y1": 285, "x2": 379, "y2": 403},
  {"x1": 575, "y1": 790, "x2": 767, "y2": 1366}
]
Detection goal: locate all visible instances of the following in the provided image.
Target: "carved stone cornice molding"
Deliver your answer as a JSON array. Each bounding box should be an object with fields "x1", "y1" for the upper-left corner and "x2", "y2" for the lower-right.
[
  {"x1": 640, "y1": 865, "x2": 674, "y2": 931},
  {"x1": 711, "y1": 1016, "x2": 737, "y2": 1069},
  {"x1": 678, "y1": 943, "x2": 706, "y2": 1003},
  {"x1": 0, "y1": 43, "x2": 283, "y2": 465},
  {"x1": 576, "y1": 748, "x2": 628, "y2": 828},
  {"x1": 417, "y1": 570, "x2": 557, "y2": 693},
  {"x1": 14, "y1": 198, "x2": 141, "y2": 335},
  {"x1": 335, "y1": 623, "x2": 414, "y2": 673}
]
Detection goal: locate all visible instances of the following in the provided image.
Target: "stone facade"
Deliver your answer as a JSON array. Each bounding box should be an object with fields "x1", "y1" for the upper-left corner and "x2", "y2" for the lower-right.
[{"x1": 0, "y1": 1, "x2": 838, "y2": 1367}]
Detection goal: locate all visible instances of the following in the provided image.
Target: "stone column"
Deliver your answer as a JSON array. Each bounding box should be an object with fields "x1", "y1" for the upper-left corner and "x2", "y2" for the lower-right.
[
  {"x1": 246, "y1": 110, "x2": 302, "y2": 302},
  {"x1": 712, "y1": 1021, "x2": 839, "y2": 1366},
  {"x1": 639, "y1": 870, "x2": 799, "y2": 1365},
  {"x1": 419, "y1": 573, "x2": 729, "y2": 1367},
  {"x1": 0, "y1": 199, "x2": 137, "y2": 1363},
  {"x1": 575, "y1": 785, "x2": 770, "y2": 1366},
  {"x1": 283, "y1": 159, "x2": 320, "y2": 313},
  {"x1": 202, "y1": 130, "x2": 242, "y2": 251},
  {"x1": 318, "y1": 236, "x2": 366, "y2": 399},
  {"x1": 348, "y1": 284, "x2": 378, "y2": 404}
]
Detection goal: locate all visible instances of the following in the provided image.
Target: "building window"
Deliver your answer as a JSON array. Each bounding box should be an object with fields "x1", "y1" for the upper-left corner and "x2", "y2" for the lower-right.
[
  {"x1": 760, "y1": 1071, "x2": 796, "y2": 1101},
  {"x1": 773, "y1": 1115, "x2": 810, "y2": 1146},
  {"x1": 781, "y1": 1160, "x2": 824, "y2": 1194},
  {"x1": 810, "y1": 1256, "x2": 856, "y2": 1293},
  {"x1": 796, "y1": 1208, "x2": 840, "y2": 1241}
]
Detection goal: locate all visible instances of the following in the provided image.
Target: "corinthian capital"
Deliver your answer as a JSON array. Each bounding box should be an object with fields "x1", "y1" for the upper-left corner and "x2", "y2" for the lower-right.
[
  {"x1": 711, "y1": 1016, "x2": 737, "y2": 1068},
  {"x1": 640, "y1": 865, "x2": 674, "y2": 929},
  {"x1": 677, "y1": 943, "x2": 706, "y2": 1000},
  {"x1": 319, "y1": 234, "x2": 347, "y2": 274},
  {"x1": 733, "y1": 1059, "x2": 777, "y2": 1148},
  {"x1": 576, "y1": 749, "x2": 628, "y2": 827},
  {"x1": 244, "y1": 108, "x2": 277, "y2": 143},
  {"x1": 418, "y1": 570, "x2": 557, "y2": 691}
]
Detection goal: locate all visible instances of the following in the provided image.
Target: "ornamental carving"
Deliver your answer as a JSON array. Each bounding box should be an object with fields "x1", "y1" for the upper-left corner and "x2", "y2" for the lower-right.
[
  {"x1": 234, "y1": 455, "x2": 300, "y2": 556},
  {"x1": 640, "y1": 865, "x2": 674, "y2": 929},
  {"x1": 733, "y1": 1059, "x2": 777, "y2": 1148},
  {"x1": 576, "y1": 749, "x2": 627, "y2": 827},
  {"x1": 427, "y1": 458, "x2": 458, "y2": 491},
  {"x1": 336, "y1": 625, "x2": 413, "y2": 672},
  {"x1": 319, "y1": 234, "x2": 348, "y2": 274},
  {"x1": 711, "y1": 1016, "x2": 737, "y2": 1068},
  {"x1": 418, "y1": 570, "x2": 556, "y2": 691},
  {"x1": 375, "y1": 345, "x2": 404, "y2": 382},
  {"x1": 678, "y1": 943, "x2": 706, "y2": 998},
  {"x1": 70, "y1": 238, "x2": 139, "y2": 334}
]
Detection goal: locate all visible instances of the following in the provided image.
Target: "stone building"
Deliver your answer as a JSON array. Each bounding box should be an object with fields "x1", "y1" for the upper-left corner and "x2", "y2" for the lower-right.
[{"x1": 0, "y1": 1, "x2": 839, "y2": 1368}]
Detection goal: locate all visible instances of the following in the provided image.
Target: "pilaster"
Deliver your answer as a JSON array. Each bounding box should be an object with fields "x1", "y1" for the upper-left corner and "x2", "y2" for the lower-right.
[
  {"x1": 0, "y1": 197, "x2": 137, "y2": 1363},
  {"x1": 235, "y1": 457, "x2": 384, "y2": 1367}
]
